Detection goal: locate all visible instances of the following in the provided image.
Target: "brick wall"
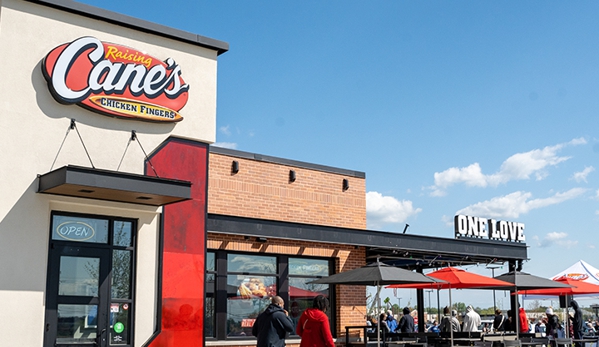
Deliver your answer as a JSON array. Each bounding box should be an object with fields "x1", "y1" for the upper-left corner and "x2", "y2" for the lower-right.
[
  {"x1": 208, "y1": 152, "x2": 366, "y2": 229},
  {"x1": 207, "y1": 151, "x2": 368, "y2": 346},
  {"x1": 207, "y1": 233, "x2": 367, "y2": 346}
]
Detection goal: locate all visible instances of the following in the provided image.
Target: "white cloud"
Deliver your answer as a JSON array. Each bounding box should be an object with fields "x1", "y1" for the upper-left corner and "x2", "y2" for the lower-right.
[
  {"x1": 430, "y1": 138, "x2": 586, "y2": 196},
  {"x1": 571, "y1": 166, "x2": 595, "y2": 183},
  {"x1": 533, "y1": 232, "x2": 578, "y2": 248},
  {"x1": 212, "y1": 142, "x2": 237, "y2": 149},
  {"x1": 366, "y1": 191, "x2": 422, "y2": 229},
  {"x1": 455, "y1": 188, "x2": 586, "y2": 219},
  {"x1": 219, "y1": 125, "x2": 231, "y2": 136}
]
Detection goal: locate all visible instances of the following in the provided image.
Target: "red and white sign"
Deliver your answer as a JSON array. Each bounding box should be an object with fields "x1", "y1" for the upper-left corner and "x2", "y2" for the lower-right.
[
  {"x1": 42, "y1": 37, "x2": 189, "y2": 122},
  {"x1": 241, "y1": 319, "x2": 256, "y2": 328}
]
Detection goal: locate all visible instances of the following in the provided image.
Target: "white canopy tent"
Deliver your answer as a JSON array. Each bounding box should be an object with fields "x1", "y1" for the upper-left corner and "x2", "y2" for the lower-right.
[{"x1": 551, "y1": 260, "x2": 599, "y2": 285}]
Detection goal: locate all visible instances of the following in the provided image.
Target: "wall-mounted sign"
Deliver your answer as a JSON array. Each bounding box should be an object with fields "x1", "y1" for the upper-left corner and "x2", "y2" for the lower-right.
[
  {"x1": 42, "y1": 37, "x2": 189, "y2": 122},
  {"x1": 55, "y1": 221, "x2": 96, "y2": 241},
  {"x1": 454, "y1": 214, "x2": 525, "y2": 242}
]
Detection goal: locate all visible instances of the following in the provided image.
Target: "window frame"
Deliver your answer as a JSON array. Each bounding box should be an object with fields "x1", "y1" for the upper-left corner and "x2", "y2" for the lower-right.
[{"x1": 208, "y1": 249, "x2": 335, "y2": 341}]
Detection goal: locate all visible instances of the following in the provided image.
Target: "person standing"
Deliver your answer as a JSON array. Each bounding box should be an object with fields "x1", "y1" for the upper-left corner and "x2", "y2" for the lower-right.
[
  {"x1": 252, "y1": 296, "x2": 295, "y2": 347},
  {"x1": 386, "y1": 310, "x2": 398, "y2": 333},
  {"x1": 519, "y1": 305, "x2": 530, "y2": 333},
  {"x1": 462, "y1": 305, "x2": 481, "y2": 332},
  {"x1": 398, "y1": 307, "x2": 415, "y2": 333},
  {"x1": 296, "y1": 295, "x2": 335, "y2": 347},
  {"x1": 440, "y1": 307, "x2": 460, "y2": 333},
  {"x1": 493, "y1": 309, "x2": 506, "y2": 332},
  {"x1": 570, "y1": 300, "x2": 584, "y2": 347},
  {"x1": 545, "y1": 307, "x2": 561, "y2": 339}
]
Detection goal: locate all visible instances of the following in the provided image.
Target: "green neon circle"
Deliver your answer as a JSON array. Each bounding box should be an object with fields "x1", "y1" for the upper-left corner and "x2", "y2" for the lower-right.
[{"x1": 114, "y1": 322, "x2": 125, "y2": 334}]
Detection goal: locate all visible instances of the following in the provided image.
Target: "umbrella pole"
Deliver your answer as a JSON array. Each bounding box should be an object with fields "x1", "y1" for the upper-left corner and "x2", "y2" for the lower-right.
[
  {"x1": 449, "y1": 285, "x2": 453, "y2": 347},
  {"x1": 515, "y1": 288, "x2": 520, "y2": 336},
  {"x1": 437, "y1": 289, "x2": 441, "y2": 324},
  {"x1": 377, "y1": 284, "x2": 381, "y2": 347}
]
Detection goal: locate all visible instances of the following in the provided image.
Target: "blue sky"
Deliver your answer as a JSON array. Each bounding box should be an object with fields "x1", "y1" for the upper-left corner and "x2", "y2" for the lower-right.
[{"x1": 76, "y1": 0, "x2": 599, "y2": 309}]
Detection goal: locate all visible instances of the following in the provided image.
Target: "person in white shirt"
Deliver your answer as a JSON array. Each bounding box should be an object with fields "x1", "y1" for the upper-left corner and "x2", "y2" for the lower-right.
[{"x1": 462, "y1": 305, "x2": 481, "y2": 332}]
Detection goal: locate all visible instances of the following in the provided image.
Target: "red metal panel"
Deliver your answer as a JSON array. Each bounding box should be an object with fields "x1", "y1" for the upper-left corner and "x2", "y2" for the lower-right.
[{"x1": 144, "y1": 138, "x2": 208, "y2": 347}]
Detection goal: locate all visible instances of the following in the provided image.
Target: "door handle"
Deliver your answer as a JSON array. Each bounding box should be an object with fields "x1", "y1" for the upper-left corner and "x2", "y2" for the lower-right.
[{"x1": 97, "y1": 328, "x2": 107, "y2": 346}]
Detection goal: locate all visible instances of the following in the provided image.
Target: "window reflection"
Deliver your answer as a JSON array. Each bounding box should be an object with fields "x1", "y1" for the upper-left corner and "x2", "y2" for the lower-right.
[
  {"x1": 113, "y1": 221, "x2": 133, "y2": 247},
  {"x1": 288, "y1": 277, "x2": 329, "y2": 334},
  {"x1": 227, "y1": 254, "x2": 276, "y2": 274},
  {"x1": 227, "y1": 275, "x2": 276, "y2": 336},
  {"x1": 111, "y1": 250, "x2": 131, "y2": 299},
  {"x1": 59, "y1": 256, "x2": 99, "y2": 296},
  {"x1": 57, "y1": 305, "x2": 97, "y2": 343}
]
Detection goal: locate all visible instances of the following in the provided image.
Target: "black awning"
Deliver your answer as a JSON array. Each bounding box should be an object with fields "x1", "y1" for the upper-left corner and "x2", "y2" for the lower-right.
[
  {"x1": 207, "y1": 213, "x2": 528, "y2": 269},
  {"x1": 37, "y1": 165, "x2": 191, "y2": 206}
]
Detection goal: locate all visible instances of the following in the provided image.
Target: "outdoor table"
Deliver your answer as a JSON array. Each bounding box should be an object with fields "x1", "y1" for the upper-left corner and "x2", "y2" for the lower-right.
[
  {"x1": 573, "y1": 337, "x2": 599, "y2": 347},
  {"x1": 345, "y1": 325, "x2": 372, "y2": 347}
]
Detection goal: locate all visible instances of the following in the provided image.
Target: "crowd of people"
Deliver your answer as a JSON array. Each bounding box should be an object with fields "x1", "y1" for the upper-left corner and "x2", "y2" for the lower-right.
[
  {"x1": 251, "y1": 296, "x2": 599, "y2": 347},
  {"x1": 362, "y1": 299, "x2": 599, "y2": 339}
]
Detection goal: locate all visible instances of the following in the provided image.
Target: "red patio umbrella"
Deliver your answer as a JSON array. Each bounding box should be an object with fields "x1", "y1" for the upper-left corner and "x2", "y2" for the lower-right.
[
  {"x1": 518, "y1": 276, "x2": 599, "y2": 296},
  {"x1": 387, "y1": 266, "x2": 514, "y2": 289},
  {"x1": 387, "y1": 267, "x2": 514, "y2": 346}
]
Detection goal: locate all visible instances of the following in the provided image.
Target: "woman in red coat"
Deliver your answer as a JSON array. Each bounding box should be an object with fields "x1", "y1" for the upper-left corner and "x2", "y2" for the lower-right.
[{"x1": 296, "y1": 295, "x2": 335, "y2": 347}]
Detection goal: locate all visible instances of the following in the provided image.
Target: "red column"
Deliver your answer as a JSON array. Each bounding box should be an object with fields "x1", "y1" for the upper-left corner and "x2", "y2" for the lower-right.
[{"x1": 144, "y1": 137, "x2": 208, "y2": 347}]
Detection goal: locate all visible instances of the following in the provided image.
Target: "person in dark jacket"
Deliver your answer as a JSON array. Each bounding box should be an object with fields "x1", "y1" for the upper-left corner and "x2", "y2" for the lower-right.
[
  {"x1": 398, "y1": 307, "x2": 415, "y2": 333},
  {"x1": 252, "y1": 296, "x2": 295, "y2": 347},
  {"x1": 545, "y1": 307, "x2": 561, "y2": 339},
  {"x1": 493, "y1": 309, "x2": 506, "y2": 332},
  {"x1": 570, "y1": 300, "x2": 584, "y2": 347}
]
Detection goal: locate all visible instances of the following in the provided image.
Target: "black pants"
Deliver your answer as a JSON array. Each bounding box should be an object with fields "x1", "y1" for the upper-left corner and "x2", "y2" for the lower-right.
[{"x1": 573, "y1": 330, "x2": 584, "y2": 347}]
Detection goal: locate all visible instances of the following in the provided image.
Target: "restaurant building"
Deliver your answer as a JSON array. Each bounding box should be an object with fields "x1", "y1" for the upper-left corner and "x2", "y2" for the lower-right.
[{"x1": 0, "y1": 1, "x2": 528, "y2": 347}]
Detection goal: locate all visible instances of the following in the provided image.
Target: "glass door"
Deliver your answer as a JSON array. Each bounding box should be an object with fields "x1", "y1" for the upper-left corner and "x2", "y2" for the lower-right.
[
  {"x1": 45, "y1": 245, "x2": 111, "y2": 347},
  {"x1": 44, "y1": 213, "x2": 135, "y2": 347}
]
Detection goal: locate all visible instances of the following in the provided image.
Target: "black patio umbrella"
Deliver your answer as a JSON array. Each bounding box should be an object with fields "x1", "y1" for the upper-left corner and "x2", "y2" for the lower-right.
[
  {"x1": 494, "y1": 271, "x2": 574, "y2": 291},
  {"x1": 494, "y1": 271, "x2": 573, "y2": 335},
  {"x1": 309, "y1": 261, "x2": 439, "y2": 286},
  {"x1": 309, "y1": 261, "x2": 440, "y2": 347}
]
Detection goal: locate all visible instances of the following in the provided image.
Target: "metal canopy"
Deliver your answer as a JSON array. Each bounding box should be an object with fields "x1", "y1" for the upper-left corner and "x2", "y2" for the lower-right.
[
  {"x1": 37, "y1": 165, "x2": 192, "y2": 206},
  {"x1": 207, "y1": 214, "x2": 528, "y2": 269}
]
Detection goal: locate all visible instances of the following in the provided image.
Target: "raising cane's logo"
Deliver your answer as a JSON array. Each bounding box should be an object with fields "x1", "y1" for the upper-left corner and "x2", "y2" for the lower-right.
[
  {"x1": 563, "y1": 273, "x2": 588, "y2": 281},
  {"x1": 42, "y1": 37, "x2": 188, "y2": 122}
]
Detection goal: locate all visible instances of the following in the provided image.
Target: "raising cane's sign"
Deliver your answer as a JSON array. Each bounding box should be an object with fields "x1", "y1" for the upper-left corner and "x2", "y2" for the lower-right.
[{"x1": 42, "y1": 37, "x2": 189, "y2": 122}]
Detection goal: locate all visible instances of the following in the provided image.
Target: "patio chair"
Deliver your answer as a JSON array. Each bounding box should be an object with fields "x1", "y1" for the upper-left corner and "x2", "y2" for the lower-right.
[
  {"x1": 503, "y1": 340, "x2": 522, "y2": 347},
  {"x1": 554, "y1": 338, "x2": 572, "y2": 347},
  {"x1": 402, "y1": 336, "x2": 428, "y2": 347}
]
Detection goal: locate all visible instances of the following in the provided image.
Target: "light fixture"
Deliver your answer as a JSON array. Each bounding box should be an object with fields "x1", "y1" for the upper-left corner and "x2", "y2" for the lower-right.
[
  {"x1": 342, "y1": 179, "x2": 349, "y2": 191},
  {"x1": 231, "y1": 161, "x2": 239, "y2": 174},
  {"x1": 256, "y1": 237, "x2": 268, "y2": 243},
  {"x1": 289, "y1": 170, "x2": 296, "y2": 183},
  {"x1": 402, "y1": 224, "x2": 409, "y2": 234}
]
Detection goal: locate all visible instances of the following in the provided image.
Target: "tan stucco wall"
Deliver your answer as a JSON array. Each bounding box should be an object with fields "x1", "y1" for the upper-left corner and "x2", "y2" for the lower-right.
[{"x1": 0, "y1": 1, "x2": 221, "y2": 346}]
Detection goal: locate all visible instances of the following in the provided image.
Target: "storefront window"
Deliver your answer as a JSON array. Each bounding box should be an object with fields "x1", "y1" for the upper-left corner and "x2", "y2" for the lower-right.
[
  {"x1": 288, "y1": 258, "x2": 330, "y2": 334},
  {"x1": 205, "y1": 252, "x2": 215, "y2": 338},
  {"x1": 226, "y1": 253, "x2": 277, "y2": 337},
  {"x1": 208, "y1": 251, "x2": 334, "y2": 340}
]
